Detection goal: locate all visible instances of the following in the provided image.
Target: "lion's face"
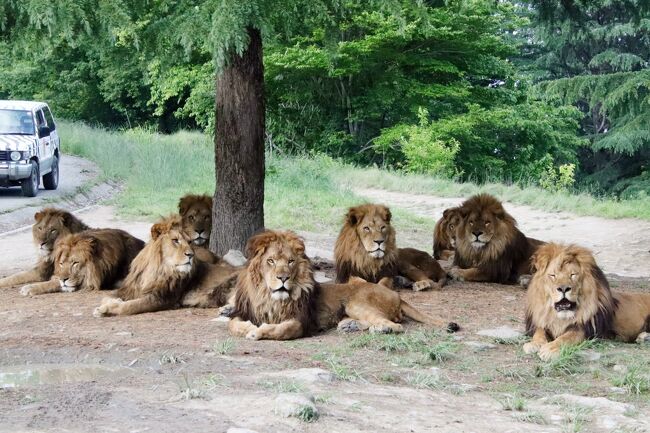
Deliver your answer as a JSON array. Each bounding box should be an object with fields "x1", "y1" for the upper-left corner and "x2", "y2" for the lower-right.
[
  {"x1": 247, "y1": 230, "x2": 310, "y2": 302},
  {"x1": 151, "y1": 220, "x2": 196, "y2": 274},
  {"x1": 443, "y1": 208, "x2": 462, "y2": 248},
  {"x1": 457, "y1": 195, "x2": 515, "y2": 250},
  {"x1": 32, "y1": 210, "x2": 77, "y2": 257},
  {"x1": 179, "y1": 194, "x2": 212, "y2": 246},
  {"x1": 347, "y1": 204, "x2": 394, "y2": 259},
  {"x1": 54, "y1": 236, "x2": 93, "y2": 292}
]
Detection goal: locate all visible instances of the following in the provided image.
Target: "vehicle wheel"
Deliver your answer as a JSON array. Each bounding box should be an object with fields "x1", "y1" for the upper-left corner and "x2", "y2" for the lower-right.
[
  {"x1": 43, "y1": 155, "x2": 59, "y2": 190},
  {"x1": 21, "y1": 161, "x2": 39, "y2": 197}
]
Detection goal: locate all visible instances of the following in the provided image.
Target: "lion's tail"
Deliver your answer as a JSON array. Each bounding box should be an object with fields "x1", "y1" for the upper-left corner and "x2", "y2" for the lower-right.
[{"x1": 401, "y1": 300, "x2": 460, "y2": 333}]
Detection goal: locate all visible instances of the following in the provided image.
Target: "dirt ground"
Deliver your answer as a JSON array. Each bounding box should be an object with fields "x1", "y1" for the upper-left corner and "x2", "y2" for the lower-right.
[{"x1": 1, "y1": 203, "x2": 649, "y2": 433}]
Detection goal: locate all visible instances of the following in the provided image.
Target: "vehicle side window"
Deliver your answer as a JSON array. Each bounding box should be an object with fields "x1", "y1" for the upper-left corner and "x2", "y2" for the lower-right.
[
  {"x1": 35, "y1": 110, "x2": 46, "y2": 127},
  {"x1": 43, "y1": 107, "x2": 56, "y2": 131}
]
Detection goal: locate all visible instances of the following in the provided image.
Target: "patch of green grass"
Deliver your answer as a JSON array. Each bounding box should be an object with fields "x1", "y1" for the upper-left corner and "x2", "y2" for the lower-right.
[
  {"x1": 258, "y1": 379, "x2": 305, "y2": 393},
  {"x1": 159, "y1": 352, "x2": 186, "y2": 365},
  {"x1": 535, "y1": 341, "x2": 594, "y2": 377},
  {"x1": 313, "y1": 353, "x2": 363, "y2": 381},
  {"x1": 562, "y1": 405, "x2": 592, "y2": 433},
  {"x1": 611, "y1": 363, "x2": 650, "y2": 395},
  {"x1": 212, "y1": 338, "x2": 236, "y2": 355},
  {"x1": 349, "y1": 331, "x2": 457, "y2": 365},
  {"x1": 516, "y1": 412, "x2": 548, "y2": 425},
  {"x1": 405, "y1": 372, "x2": 442, "y2": 389},
  {"x1": 295, "y1": 405, "x2": 319, "y2": 423},
  {"x1": 178, "y1": 375, "x2": 206, "y2": 400},
  {"x1": 497, "y1": 394, "x2": 527, "y2": 411}
]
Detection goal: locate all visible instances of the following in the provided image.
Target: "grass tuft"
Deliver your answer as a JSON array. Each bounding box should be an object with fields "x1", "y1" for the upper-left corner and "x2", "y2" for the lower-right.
[
  {"x1": 295, "y1": 405, "x2": 319, "y2": 423},
  {"x1": 213, "y1": 338, "x2": 236, "y2": 355}
]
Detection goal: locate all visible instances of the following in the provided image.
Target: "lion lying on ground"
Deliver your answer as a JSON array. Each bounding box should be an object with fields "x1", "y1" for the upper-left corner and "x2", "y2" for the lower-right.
[
  {"x1": 93, "y1": 215, "x2": 238, "y2": 317},
  {"x1": 334, "y1": 204, "x2": 447, "y2": 291},
  {"x1": 318, "y1": 277, "x2": 459, "y2": 334},
  {"x1": 449, "y1": 194, "x2": 544, "y2": 285},
  {"x1": 524, "y1": 243, "x2": 616, "y2": 361},
  {"x1": 228, "y1": 230, "x2": 318, "y2": 340},
  {"x1": 21, "y1": 229, "x2": 144, "y2": 296},
  {"x1": 433, "y1": 207, "x2": 461, "y2": 260},
  {"x1": 0, "y1": 208, "x2": 89, "y2": 293},
  {"x1": 178, "y1": 194, "x2": 219, "y2": 264}
]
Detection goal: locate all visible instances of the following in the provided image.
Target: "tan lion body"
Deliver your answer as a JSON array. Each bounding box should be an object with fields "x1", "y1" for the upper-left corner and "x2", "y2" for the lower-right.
[
  {"x1": 228, "y1": 230, "x2": 318, "y2": 341},
  {"x1": 178, "y1": 193, "x2": 219, "y2": 264},
  {"x1": 93, "y1": 216, "x2": 237, "y2": 317},
  {"x1": 451, "y1": 194, "x2": 543, "y2": 285},
  {"x1": 318, "y1": 277, "x2": 454, "y2": 334},
  {"x1": 524, "y1": 243, "x2": 616, "y2": 360},
  {"x1": 22, "y1": 229, "x2": 144, "y2": 296},
  {"x1": 0, "y1": 208, "x2": 89, "y2": 294},
  {"x1": 612, "y1": 292, "x2": 650, "y2": 343},
  {"x1": 334, "y1": 204, "x2": 446, "y2": 291}
]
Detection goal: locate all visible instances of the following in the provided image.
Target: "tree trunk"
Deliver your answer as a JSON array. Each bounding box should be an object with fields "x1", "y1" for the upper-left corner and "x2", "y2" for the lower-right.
[{"x1": 210, "y1": 27, "x2": 265, "y2": 256}]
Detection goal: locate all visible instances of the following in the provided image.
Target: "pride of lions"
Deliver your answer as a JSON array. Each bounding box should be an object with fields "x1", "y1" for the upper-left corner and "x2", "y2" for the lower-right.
[{"x1": 1, "y1": 192, "x2": 649, "y2": 362}]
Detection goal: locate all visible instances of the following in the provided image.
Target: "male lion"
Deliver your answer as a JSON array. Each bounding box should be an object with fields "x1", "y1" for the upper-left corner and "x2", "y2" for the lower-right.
[
  {"x1": 228, "y1": 230, "x2": 318, "y2": 340},
  {"x1": 524, "y1": 243, "x2": 616, "y2": 361},
  {"x1": 433, "y1": 206, "x2": 461, "y2": 260},
  {"x1": 20, "y1": 229, "x2": 144, "y2": 296},
  {"x1": 319, "y1": 277, "x2": 459, "y2": 334},
  {"x1": 0, "y1": 208, "x2": 89, "y2": 293},
  {"x1": 449, "y1": 194, "x2": 543, "y2": 285},
  {"x1": 93, "y1": 215, "x2": 238, "y2": 317},
  {"x1": 178, "y1": 193, "x2": 219, "y2": 264},
  {"x1": 334, "y1": 204, "x2": 447, "y2": 291}
]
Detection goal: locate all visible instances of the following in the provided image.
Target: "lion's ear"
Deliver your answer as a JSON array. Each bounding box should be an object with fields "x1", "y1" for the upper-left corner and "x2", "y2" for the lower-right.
[
  {"x1": 151, "y1": 222, "x2": 166, "y2": 240},
  {"x1": 378, "y1": 276, "x2": 393, "y2": 289},
  {"x1": 346, "y1": 207, "x2": 362, "y2": 226},
  {"x1": 245, "y1": 230, "x2": 273, "y2": 258},
  {"x1": 348, "y1": 276, "x2": 367, "y2": 284},
  {"x1": 379, "y1": 205, "x2": 392, "y2": 223},
  {"x1": 34, "y1": 211, "x2": 44, "y2": 222},
  {"x1": 532, "y1": 246, "x2": 552, "y2": 273},
  {"x1": 178, "y1": 196, "x2": 189, "y2": 215}
]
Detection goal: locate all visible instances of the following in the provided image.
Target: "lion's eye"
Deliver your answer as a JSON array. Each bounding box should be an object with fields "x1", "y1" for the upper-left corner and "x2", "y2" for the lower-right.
[
  {"x1": 570, "y1": 273, "x2": 577, "y2": 279},
  {"x1": 188, "y1": 215, "x2": 194, "y2": 222},
  {"x1": 267, "y1": 258, "x2": 275, "y2": 265},
  {"x1": 73, "y1": 261, "x2": 79, "y2": 267},
  {"x1": 50, "y1": 229, "x2": 57, "y2": 234},
  {"x1": 38, "y1": 227, "x2": 43, "y2": 231},
  {"x1": 469, "y1": 221, "x2": 474, "y2": 226},
  {"x1": 380, "y1": 226, "x2": 386, "y2": 232},
  {"x1": 485, "y1": 221, "x2": 491, "y2": 226},
  {"x1": 363, "y1": 227, "x2": 370, "y2": 232},
  {"x1": 172, "y1": 238, "x2": 180, "y2": 245},
  {"x1": 549, "y1": 274, "x2": 556, "y2": 280}
]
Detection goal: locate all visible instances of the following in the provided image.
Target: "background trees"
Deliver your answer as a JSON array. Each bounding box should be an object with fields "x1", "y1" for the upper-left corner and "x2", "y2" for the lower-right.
[{"x1": 0, "y1": 0, "x2": 647, "y2": 199}]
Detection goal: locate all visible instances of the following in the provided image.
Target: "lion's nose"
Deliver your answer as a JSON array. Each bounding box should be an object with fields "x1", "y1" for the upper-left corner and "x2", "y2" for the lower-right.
[
  {"x1": 63, "y1": 278, "x2": 69, "y2": 284},
  {"x1": 557, "y1": 285, "x2": 571, "y2": 295},
  {"x1": 185, "y1": 250, "x2": 194, "y2": 259},
  {"x1": 374, "y1": 240, "x2": 384, "y2": 246},
  {"x1": 472, "y1": 231, "x2": 483, "y2": 238},
  {"x1": 277, "y1": 275, "x2": 289, "y2": 283}
]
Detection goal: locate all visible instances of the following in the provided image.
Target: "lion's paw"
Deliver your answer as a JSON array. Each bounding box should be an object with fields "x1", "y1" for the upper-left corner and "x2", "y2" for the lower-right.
[
  {"x1": 337, "y1": 319, "x2": 363, "y2": 333},
  {"x1": 412, "y1": 279, "x2": 433, "y2": 292},
  {"x1": 245, "y1": 329, "x2": 261, "y2": 340},
  {"x1": 523, "y1": 342, "x2": 540, "y2": 354},
  {"x1": 218, "y1": 304, "x2": 235, "y2": 318},
  {"x1": 448, "y1": 267, "x2": 465, "y2": 282},
  {"x1": 19, "y1": 284, "x2": 35, "y2": 297},
  {"x1": 370, "y1": 323, "x2": 403, "y2": 334},
  {"x1": 393, "y1": 276, "x2": 413, "y2": 289},
  {"x1": 93, "y1": 297, "x2": 123, "y2": 318},
  {"x1": 538, "y1": 342, "x2": 559, "y2": 361}
]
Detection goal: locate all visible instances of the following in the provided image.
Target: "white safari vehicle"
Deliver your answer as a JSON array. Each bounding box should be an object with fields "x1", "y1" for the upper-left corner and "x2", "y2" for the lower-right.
[{"x1": 0, "y1": 100, "x2": 60, "y2": 197}]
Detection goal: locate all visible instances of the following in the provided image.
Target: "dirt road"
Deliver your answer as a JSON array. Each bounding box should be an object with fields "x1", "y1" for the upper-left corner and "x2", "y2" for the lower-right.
[{"x1": 1, "y1": 205, "x2": 649, "y2": 433}]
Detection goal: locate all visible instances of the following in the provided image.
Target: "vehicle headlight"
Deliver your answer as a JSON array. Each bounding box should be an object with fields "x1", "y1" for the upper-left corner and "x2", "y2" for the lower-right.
[{"x1": 10, "y1": 151, "x2": 22, "y2": 161}]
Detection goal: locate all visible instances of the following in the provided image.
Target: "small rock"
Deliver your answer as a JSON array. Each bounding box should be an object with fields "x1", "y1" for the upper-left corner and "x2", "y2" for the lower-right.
[
  {"x1": 476, "y1": 326, "x2": 522, "y2": 340},
  {"x1": 609, "y1": 387, "x2": 626, "y2": 394},
  {"x1": 227, "y1": 428, "x2": 260, "y2": 433},
  {"x1": 552, "y1": 394, "x2": 634, "y2": 414},
  {"x1": 428, "y1": 367, "x2": 442, "y2": 381},
  {"x1": 598, "y1": 415, "x2": 625, "y2": 430},
  {"x1": 274, "y1": 393, "x2": 318, "y2": 419},
  {"x1": 223, "y1": 250, "x2": 247, "y2": 267},
  {"x1": 463, "y1": 341, "x2": 496, "y2": 352},
  {"x1": 612, "y1": 364, "x2": 627, "y2": 373},
  {"x1": 579, "y1": 350, "x2": 601, "y2": 362},
  {"x1": 114, "y1": 331, "x2": 132, "y2": 336},
  {"x1": 636, "y1": 332, "x2": 650, "y2": 344}
]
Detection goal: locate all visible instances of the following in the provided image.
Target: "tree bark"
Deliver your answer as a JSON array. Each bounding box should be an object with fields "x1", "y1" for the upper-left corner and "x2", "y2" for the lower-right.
[{"x1": 210, "y1": 27, "x2": 265, "y2": 256}]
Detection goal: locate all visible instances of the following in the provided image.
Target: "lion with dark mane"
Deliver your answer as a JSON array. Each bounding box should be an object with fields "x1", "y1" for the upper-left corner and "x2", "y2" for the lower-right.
[
  {"x1": 334, "y1": 204, "x2": 447, "y2": 291},
  {"x1": 449, "y1": 194, "x2": 543, "y2": 285},
  {"x1": 525, "y1": 243, "x2": 650, "y2": 360},
  {"x1": 228, "y1": 230, "x2": 318, "y2": 340},
  {"x1": 0, "y1": 208, "x2": 89, "y2": 294},
  {"x1": 433, "y1": 206, "x2": 461, "y2": 260},
  {"x1": 178, "y1": 193, "x2": 219, "y2": 264},
  {"x1": 93, "y1": 215, "x2": 238, "y2": 317},
  {"x1": 21, "y1": 229, "x2": 144, "y2": 296}
]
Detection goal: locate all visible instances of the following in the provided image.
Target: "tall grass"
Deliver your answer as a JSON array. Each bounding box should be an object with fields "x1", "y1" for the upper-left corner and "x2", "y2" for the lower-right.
[{"x1": 60, "y1": 120, "x2": 650, "y2": 226}]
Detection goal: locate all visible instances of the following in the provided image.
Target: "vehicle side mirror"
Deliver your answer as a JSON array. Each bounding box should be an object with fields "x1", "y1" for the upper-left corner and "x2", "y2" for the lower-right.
[{"x1": 38, "y1": 126, "x2": 50, "y2": 137}]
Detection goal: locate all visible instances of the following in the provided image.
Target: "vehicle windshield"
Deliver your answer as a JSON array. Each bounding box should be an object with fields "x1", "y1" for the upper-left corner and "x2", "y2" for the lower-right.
[{"x1": 0, "y1": 109, "x2": 35, "y2": 135}]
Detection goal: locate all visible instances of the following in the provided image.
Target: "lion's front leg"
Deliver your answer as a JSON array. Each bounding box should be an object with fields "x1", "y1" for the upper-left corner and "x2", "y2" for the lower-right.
[
  {"x1": 523, "y1": 328, "x2": 549, "y2": 354},
  {"x1": 93, "y1": 295, "x2": 167, "y2": 317},
  {"x1": 538, "y1": 329, "x2": 585, "y2": 361},
  {"x1": 448, "y1": 266, "x2": 490, "y2": 282},
  {"x1": 228, "y1": 317, "x2": 258, "y2": 337},
  {"x1": 246, "y1": 319, "x2": 304, "y2": 341},
  {"x1": 0, "y1": 269, "x2": 44, "y2": 289},
  {"x1": 20, "y1": 278, "x2": 62, "y2": 296}
]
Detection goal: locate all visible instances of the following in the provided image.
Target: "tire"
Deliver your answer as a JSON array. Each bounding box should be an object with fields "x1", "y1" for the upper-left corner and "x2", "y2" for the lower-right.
[
  {"x1": 21, "y1": 161, "x2": 39, "y2": 197},
  {"x1": 43, "y1": 155, "x2": 59, "y2": 190}
]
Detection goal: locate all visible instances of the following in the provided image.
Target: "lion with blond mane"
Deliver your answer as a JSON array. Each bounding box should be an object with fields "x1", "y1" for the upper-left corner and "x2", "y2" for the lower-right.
[
  {"x1": 0, "y1": 208, "x2": 89, "y2": 294},
  {"x1": 525, "y1": 243, "x2": 650, "y2": 360},
  {"x1": 449, "y1": 194, "x2": 543, "y2": 285},
  {"x1": 93, "y1": 215, "x2": 238, "y2": 317},
  {"x1": 21, "y1": 229, "x2": 144, "y2": 296},
  {"x1": 334, "y1": 204, "x2": 447, "y2": 291}
]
